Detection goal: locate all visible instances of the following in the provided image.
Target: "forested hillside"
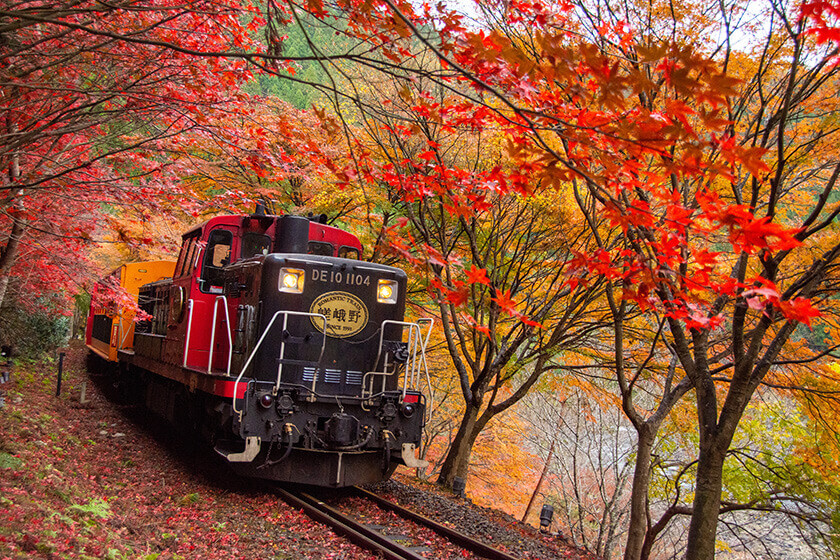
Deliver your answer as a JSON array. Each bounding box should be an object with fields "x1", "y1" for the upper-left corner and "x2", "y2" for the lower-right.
[{"x1": 2, "y1": 1, "x2": 840, "y2": 558}]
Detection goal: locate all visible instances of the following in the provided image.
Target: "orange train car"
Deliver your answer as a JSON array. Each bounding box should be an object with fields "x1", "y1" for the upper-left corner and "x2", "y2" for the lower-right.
[{"x1": 85, "y1": 261, "x2": 176, "y2": 362}]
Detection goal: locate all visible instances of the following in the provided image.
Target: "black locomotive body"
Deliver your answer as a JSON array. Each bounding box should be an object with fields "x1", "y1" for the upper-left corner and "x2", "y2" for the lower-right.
[{"x1": 87, "y1": 213, "x2": 431, "y2": 487}]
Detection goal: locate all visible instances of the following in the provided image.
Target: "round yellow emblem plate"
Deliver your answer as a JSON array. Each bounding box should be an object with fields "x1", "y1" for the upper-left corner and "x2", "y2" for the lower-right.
[{"x1": 310, "y1": 291, "x2": 370, "y2": 338}]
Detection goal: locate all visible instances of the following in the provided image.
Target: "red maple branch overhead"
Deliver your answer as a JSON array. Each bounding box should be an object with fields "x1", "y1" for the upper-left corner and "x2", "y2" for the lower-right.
[
  {"x1": 267, "y1": 0, "x2": 834, "y2": 335},
  {"x1": 91, "y1": 276, "x2": 152, "y2": 322},
  {"x1": 0, "y1": 2, "x2": 282, "y2": 309},
  {"x1": 801, "y1": 0, "x2": 840, "y2": 50}
]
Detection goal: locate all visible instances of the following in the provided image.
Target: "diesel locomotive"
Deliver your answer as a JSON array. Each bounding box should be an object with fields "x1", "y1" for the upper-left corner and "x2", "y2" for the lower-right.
[{"x1": 86, "y1": 211, "x2": 432, "y2": 486}]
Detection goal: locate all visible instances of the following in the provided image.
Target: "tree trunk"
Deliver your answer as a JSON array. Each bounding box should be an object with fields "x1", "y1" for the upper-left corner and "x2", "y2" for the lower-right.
[
  {"x1": 0, "y1": 123, "x2": 24, "y2": 311},
  {"x1": 684, "y1": 443, "x2": 726, "y2": 560},
  {"x1": 0, "y1": 213, "x2": 25, "y2": 310},
  {"x1": 436, "y1": 404, "x2": 482, "y2": 488},
  {"x1": 624, "y1": 425, "x2": 656, "y2": 560},
  {"x1": 522, "y1": 437, "x2": 556, "y2": 523}
]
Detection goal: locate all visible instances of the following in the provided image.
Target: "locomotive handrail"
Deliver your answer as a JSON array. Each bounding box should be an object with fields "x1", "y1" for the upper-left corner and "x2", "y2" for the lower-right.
[
  {"x1": 364, "y1": 319, "x2": 434, "y2": 421},
  {"x1": 274, "y1": 311, "x2": 328, "y2": 397},
  {"x1": 369, "y1": 319, "x2": 433, "y2": 391},
  {"x1": 407, "y1": 318, "x2": 433, "y2": 395},
  {"x1": 208, "y1": 296, "x2": 233, "y2": 375},
  {"x1": 182, "y1": 299, "x2": 194, "y2": 368},
  {"x1": 414, "y1": 318, "x2": 435, "y2": 425},
  {"x1": 365, "y1": 324, "x2": 394, "y2": 396},
  {"x1": 118, "y1": 311, "x2": 131, "y2": 350},
  {"x1": 232, "y1": 310, "x2": 328, "y2": 417}
]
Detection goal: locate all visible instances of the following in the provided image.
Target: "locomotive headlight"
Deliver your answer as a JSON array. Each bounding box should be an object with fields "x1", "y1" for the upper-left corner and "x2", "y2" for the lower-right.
[
  {"x1": 377, "y1": 279, "x2": 398, "y2": 304},
  {"x1": 279, "y1": 268, "x2": 305, "y2": 294}
]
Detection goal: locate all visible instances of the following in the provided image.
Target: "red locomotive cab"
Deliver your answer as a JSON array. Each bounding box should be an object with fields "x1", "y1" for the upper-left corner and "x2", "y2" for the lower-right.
[
  {"x1": 164, "y1": 214, "x2": 363, "y2": 373},
  {"x1": 163, "y1": 217, "x2": 236, "y2": 370}
]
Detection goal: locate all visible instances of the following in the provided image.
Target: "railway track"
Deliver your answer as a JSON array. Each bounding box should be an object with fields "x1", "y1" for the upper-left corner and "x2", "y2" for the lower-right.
[{"x1": 275, "y1": 486, "x2": 520, "y2": 560}]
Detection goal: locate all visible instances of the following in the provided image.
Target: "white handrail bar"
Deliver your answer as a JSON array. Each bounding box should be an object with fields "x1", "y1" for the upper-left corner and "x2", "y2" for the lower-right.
[
  {"x1": 182, "y1": 299, "x2": 194, "y2": 368},
  {"x1": 372, "y1": 319, "x2": 432, "y2": 389},
  {"x1": 118, "y1": 312, "x2": 130, "y2": 349},
  {"x1": 232, "y1": 310, "x2": 327, "y2": 416},
  {"x1": 401, "y1": 318, "x2": 433, "y2": 390},
  {"x1": 415, "y1": 318, "x2": 434, "y2": 424},
  {"x1": 404, "y1": 322, "x2": 421, "y2": 390},
  {"x1": 274, "y1": 311, "x2": 328, "y2": 395},
  {"x1": 363, "y1": 319, "x2": 434, "y2": 420},
  {"x1": 401, "y1": 319, "x2": 433, "y2": 420},
  {"x1": 208, "y1": 296, "x2": 233, "y2": 375}
]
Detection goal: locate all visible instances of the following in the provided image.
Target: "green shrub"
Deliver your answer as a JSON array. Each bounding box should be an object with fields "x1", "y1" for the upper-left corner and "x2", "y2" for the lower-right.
[{"x1": 0, "y1": 302, "x2": 70, "y2": 358}]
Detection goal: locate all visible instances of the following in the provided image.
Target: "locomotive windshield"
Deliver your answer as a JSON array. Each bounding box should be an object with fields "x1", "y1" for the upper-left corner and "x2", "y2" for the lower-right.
[
  {"x1": 242, "y1": 232, "x2": 271, "y2": 259},
  {"x1": 175, "y1": 233, "x2": 201, "y2": 278},
  {"x1": 338, "y1": 246, "x2": 360, "y2": 259},
  {"x1": 308, "y1": 241, "x2": 333, "y2": 256}
]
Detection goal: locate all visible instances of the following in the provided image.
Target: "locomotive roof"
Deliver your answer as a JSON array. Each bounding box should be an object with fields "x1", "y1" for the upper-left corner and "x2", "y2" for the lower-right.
[
  {"x1": 180, "y1": 214, "x2": 348, "y2": 236},
  {"x1": 261, "y1": 253, "x2": 406, "y2": 275},
  {"x1": 181, "y1": 214, "x2": 362, "y2": 249}
]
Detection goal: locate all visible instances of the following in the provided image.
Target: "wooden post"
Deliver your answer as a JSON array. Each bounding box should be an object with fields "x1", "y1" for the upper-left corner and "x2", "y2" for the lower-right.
[{"x1": 55, "y1": 351, "x2": 65, "y2": 396}]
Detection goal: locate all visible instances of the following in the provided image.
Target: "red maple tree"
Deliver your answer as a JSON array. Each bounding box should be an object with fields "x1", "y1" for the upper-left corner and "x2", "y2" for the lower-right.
[{"x1": 0, "y1": 2, "x2": 266, "y2": 309}]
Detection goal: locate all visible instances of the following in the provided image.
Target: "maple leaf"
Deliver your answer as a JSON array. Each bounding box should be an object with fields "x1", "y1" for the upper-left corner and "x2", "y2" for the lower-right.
[
  {"x1": 693, "y1": 248, "x2": 722, "y2": 267},
  {"x1": 491, "y1": 289, "x2": 543, "y2": 328},
  {"x1": 465, "y1": 265, "x2": 491, "y2": 285},
  {"x1": 459, "y1": 313, "x2": 491, "y2": 337},
  {"x1": 680, "y1": 303, "x2": 724, "y2": 331},
  {"x1": 778, "y1": 298, "x2": 821, "y2": 328},
  {"x1": 492, "y1": 289, "x2": 518, "y2": 314},
  {"x1": 444, "y1": 284, "x2": 470, "y2": 306},
  {"x1": 729, "y1": 217, "x2": 802, "y2": 254}
]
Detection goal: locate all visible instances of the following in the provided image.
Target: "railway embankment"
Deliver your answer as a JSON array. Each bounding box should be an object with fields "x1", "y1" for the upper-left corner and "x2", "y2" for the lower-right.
[{"x1": 0, "y1": 344, "x2": 588, "y2": 560}]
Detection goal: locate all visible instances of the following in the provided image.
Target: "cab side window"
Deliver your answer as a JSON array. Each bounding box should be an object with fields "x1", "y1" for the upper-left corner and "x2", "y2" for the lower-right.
[
  {"x1": 175, "y1": 235, "x2": 200, "y2": 278},
  {"x1": 200, "y1": 229, "x2": 233, "y2": 293}
]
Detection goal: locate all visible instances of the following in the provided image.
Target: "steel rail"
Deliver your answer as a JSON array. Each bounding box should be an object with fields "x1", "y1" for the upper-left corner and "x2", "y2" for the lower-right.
[
  {"x1": 354, "y1": 486, "x2": 520, "y2": 560},
  {"x1": 274, "y1": 487, "x2": 429, "y2": 560}
]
